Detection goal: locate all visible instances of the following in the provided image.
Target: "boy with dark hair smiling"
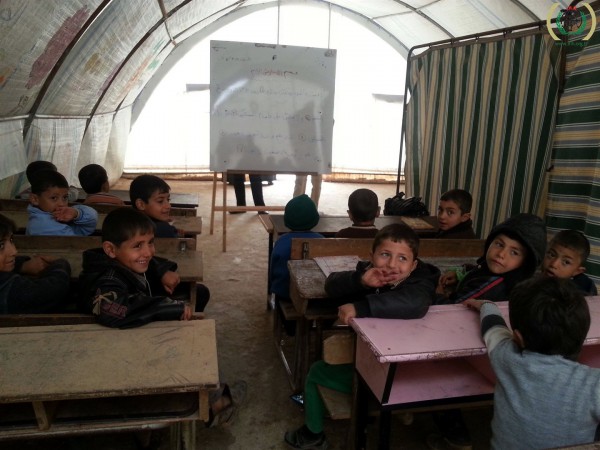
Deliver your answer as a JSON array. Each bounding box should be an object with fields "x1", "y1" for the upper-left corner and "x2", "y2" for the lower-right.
[
  {"x1": 465, "y1": 277, "x2": 600, "y2": 449},
  {"x1": 130, "y1": 174, "x2": 179, "y2": 238},
  {"x1": 284, "y1": 224, "x2": 440, "y2": 450},
  {"x1": 79, "y1": 207, "x2": 190, "y2": 328}
]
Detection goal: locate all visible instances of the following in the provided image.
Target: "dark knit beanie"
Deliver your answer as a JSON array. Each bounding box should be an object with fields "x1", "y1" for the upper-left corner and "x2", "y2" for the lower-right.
[
  {"x1": 485, "y1": 213, "x2": 547, "y2": 271},
  {"x1": 284, "y1": 194, "x2": 319, "y2": 231}
]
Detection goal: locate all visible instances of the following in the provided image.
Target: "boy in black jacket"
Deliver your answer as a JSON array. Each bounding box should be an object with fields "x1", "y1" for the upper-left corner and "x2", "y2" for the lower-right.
[
  {"x1": 79, "y1": 207, "x2": 191, "y2": 328},
  {"x1": 0, "y1": 213, "x2": 71, "y2": 313},
  {"x1": 284, "y1": 224, "x2": 440, "y2": 450}
]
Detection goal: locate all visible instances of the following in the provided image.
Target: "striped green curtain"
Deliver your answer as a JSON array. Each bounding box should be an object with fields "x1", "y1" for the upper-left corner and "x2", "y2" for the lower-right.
[
  {"x1": 547, "y1": 25, "x2": 600, "y2": 287},
  {"x1": 405, "y1": 33, "x2": 562, "y2": 237}
]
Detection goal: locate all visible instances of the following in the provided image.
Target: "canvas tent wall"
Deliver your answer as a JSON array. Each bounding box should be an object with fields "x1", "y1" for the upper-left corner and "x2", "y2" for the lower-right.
[{"x1": 403, "y1": 4, "x2": 600, "y2": 286}]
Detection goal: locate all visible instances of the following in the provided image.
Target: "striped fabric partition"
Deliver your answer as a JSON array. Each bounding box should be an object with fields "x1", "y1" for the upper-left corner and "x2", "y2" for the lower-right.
[
  {"x1": 546, "y1": 24, "x2": 600, "y2": 286},
  {"x1": 405, "y1": 33, "x2": 561, "y2": 237}
]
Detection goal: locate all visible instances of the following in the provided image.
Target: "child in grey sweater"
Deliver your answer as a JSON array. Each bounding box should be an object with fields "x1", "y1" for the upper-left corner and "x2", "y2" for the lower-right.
[{"x1": 465, "y1": 277, "x2": 600, "y2": 449}]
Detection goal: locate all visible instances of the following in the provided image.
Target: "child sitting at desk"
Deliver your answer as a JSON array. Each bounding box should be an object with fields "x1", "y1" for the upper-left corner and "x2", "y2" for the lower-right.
[
  {"x1": 270, "y1": 194, "x2": 323, "y2": 335},
  {"x1": 284, "y1": 223, "x2": 440, "y2": 450},
  {"x1": 430, "y1": 213, "x2": 547, "y2": 450},
  {"x1": 436, "y1": 213, "x2": 546, "y2": 304},
  {"x1": 130, "y1": 174, "x2": 180, "y2": 238},
  {"x1": 465, "y1": 277, "x2": 600, "y2": 449},
  {"x1": 26, "y1": 169, "x2": 98, "y2": 236},
  {"x1": 335, "y1": 188, "x2": 380, "y2": 238},
  {"x1": 79, "y1": 207, "x2": 201, "y2": 327},
  {"x1": 78, "y1": 163, "x2": 125, "y2": 206},
  {"x1": 541, "y1": 229, "x2": 597, "y2": 295},
  {"x1": 0, "y1": 213, "x2": 72, "y2": 313},
  {"x1": 18, "y1": 160, "x2": 79, "y2": 202},
  {"x1": 435, "y1": 188, "x2": 477, "y2": 239}
]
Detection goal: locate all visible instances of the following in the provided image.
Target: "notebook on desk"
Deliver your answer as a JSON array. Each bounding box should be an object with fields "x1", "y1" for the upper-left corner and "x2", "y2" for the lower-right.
[
  {"x1": 399, "y1": 216, "x2": 435, "y2": 230},
  {"x1": 314, "y1": 255, "x2": 361, "y2": 277}
]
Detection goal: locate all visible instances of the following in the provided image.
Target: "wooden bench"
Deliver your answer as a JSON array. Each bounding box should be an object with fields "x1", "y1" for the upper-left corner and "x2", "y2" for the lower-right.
[
  {"x1": 1, "y1": 198, "x2": 197, "y2": 217},
  {"x1": 290, "y1": 238, "x2": 485, "y2": 260},
  {"x1": 13, "y1": 235, "x2": 197, "y2": 251}
]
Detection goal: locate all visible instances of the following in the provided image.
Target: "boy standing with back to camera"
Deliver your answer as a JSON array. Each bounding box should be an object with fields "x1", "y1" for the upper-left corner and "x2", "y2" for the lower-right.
[{"x1": 465, "y1": 277, "x2": 600, "y2": 449}]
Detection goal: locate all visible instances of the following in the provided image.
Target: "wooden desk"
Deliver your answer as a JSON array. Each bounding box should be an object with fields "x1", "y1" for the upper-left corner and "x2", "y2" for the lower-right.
[
  {"x1": 260, "y1": 215, "x2": 440, "y2": 304},
  {"x1": 1, "y1": 199, "x2": 197, "y2": 217},
  {"x1": 264, "y1": 214, "x2": 437, "y2": 245},
  {"x1": 0, "y1": 320, "x2": 219, "y2": 447},
  {"x1": 2, "y1": 210, "x2": 203, "y2": 238},
  {"x1": 286, "y1": 256, "x2": 476, "y2": 393},
  {"x1": 349, "y1": 298, "x2": 600, "y2": 449},
  {"x1": 75, "y1": 189, "x2": 200, "y2": 208}
]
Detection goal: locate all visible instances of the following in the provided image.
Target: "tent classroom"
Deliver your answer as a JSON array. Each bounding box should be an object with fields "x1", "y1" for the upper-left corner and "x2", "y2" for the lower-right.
[{"x1": 0, "y1": 0, "x2": 599, "y2": 287}]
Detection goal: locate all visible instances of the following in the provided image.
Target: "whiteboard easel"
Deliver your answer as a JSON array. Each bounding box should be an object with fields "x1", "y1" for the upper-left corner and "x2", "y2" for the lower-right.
[{"x1": 210, "y1": 171, "x2": 316, "y2": 252}]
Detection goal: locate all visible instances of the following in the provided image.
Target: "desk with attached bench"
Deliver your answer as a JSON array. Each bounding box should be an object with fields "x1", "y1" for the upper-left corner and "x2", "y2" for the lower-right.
[
  {"x1": 350, "y1": 298, "x2": 600, "y2": 449},
  {"x1": 0, "y1": 320, "x2": 219, "y2": 448},
  {"x1": 284, "y1": 240, "x2": 484, "y2": 392}
]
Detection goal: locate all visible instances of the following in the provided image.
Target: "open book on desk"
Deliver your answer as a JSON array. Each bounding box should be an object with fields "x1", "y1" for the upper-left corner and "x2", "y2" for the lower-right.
[{"x1": 314, "y1": 255, "x2": 361, "y2": 277}]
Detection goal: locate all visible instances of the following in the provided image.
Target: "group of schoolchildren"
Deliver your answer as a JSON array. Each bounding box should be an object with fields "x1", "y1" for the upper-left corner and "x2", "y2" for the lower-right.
[
  {"x1": 276, "y1": 188, "x2": 599, "y2": 450},
  {"x1": 3, "y1": 162, "x2": 600, "y2": 448}
]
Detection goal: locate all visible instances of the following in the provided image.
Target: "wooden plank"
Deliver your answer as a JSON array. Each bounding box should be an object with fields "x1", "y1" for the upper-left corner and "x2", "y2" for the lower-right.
[
  {"x1": 2, "y1": 211, "x2": 203, "y2": 238},
  {"x1": 0, "y1": 321, "x2": 219, "y2": 403},
  {"x1": 13, "y1": 235, "x2": 197, "y2": 252},
  {"x1": 290, "y1": 238, "x2": 485, "y2": 260},
  {"x1": 0, "y1": 314, "x2": 95, "y2": 327},
  {"x1": 32, "y1": 401, "x2": 57, "y2": 430},
  {"x1": 2, "y1": 198, "x2": 196, "y2": 216},
  {"x1": 318, "y1": 386, "x2": 352, "y2": 420}
]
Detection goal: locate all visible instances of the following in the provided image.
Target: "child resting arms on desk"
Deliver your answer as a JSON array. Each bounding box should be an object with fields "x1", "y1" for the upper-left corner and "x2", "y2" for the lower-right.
[
  {"x1": 0, "y1": 213, "x2": 72, "y2": 313},
  {"x1": 465, "y1": 277, "x2": 600, "y2": 449},
  {"x1": 284, "y1": 223, "x2": 440, "y2": 450}
]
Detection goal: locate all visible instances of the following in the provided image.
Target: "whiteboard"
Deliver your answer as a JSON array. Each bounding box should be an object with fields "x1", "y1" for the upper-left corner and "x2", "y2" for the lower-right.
[{"x1": 209, "y1": 40, "x2": 336, "y2": 173}]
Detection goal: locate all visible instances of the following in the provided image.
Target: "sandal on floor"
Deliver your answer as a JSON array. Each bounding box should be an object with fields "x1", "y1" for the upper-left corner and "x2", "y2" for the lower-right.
[{"x1": 205, "y1": 404, "x2": 235, "y2": 428}]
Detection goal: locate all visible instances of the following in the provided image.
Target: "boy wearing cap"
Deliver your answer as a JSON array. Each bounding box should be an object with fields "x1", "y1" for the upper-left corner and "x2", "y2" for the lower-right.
[{"x1": 270, "y1": 195, "x2": 323, "y2": 335}]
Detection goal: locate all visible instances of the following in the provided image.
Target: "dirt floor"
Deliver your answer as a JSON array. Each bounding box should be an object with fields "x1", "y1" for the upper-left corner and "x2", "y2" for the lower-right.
[{"x1": 7, "y1": 175, "x2": 493, "y2": 450}]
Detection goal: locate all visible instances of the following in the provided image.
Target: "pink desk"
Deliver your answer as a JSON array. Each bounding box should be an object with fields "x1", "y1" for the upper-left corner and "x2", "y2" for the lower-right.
[{"x1": 350, "y1": 297, "x2": 600, "y2": 449}]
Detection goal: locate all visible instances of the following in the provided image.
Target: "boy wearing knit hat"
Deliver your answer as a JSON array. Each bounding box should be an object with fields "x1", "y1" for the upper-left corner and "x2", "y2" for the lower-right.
[
  {"x1": 270, "y1": 195, "x2": 323, "y2": 335},
  {"x1": 429, "y1": 213, "x2": 547, "y2": 450}
]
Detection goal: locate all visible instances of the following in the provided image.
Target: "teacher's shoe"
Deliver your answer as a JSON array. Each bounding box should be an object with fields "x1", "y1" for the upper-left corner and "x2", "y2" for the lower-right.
[{"x1": 284, "y1": 425, "x2": 328, "y2": 450}]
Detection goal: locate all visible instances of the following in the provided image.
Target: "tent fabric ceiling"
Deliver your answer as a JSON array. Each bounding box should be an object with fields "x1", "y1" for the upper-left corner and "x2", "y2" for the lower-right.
[
  {"x1": 0, "y1": 0, "x2": 569, "y2": 121},
  {"x1": 0, "y1": 0, "x2": 574, "y2": 195}
]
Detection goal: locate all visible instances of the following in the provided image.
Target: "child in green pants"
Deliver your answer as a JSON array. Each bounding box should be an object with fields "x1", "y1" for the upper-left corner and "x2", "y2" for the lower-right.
[{"x1": 284, "y1": 223, "x2": 440, "y2": 449}]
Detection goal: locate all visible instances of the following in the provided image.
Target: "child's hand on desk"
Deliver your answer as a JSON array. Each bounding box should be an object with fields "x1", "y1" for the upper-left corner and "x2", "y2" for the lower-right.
[
  {"x1": 180, "y1": 305, "x2": 192, "y2": 320},
  {"x1": 338, "y1": 303, "x2": 357, "y2": 325},
  {"x1": 463, "y1": 299, "x2": 493, "y2": 311},
  {"x1": 161, "y1": 270, "x2": 180, "y2": 294}
]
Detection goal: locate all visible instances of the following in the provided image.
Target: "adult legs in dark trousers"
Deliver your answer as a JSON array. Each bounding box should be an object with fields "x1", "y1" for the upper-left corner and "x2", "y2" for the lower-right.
[{"x1": 231, "y1": 173, "x2": 266, "y2": 213}]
